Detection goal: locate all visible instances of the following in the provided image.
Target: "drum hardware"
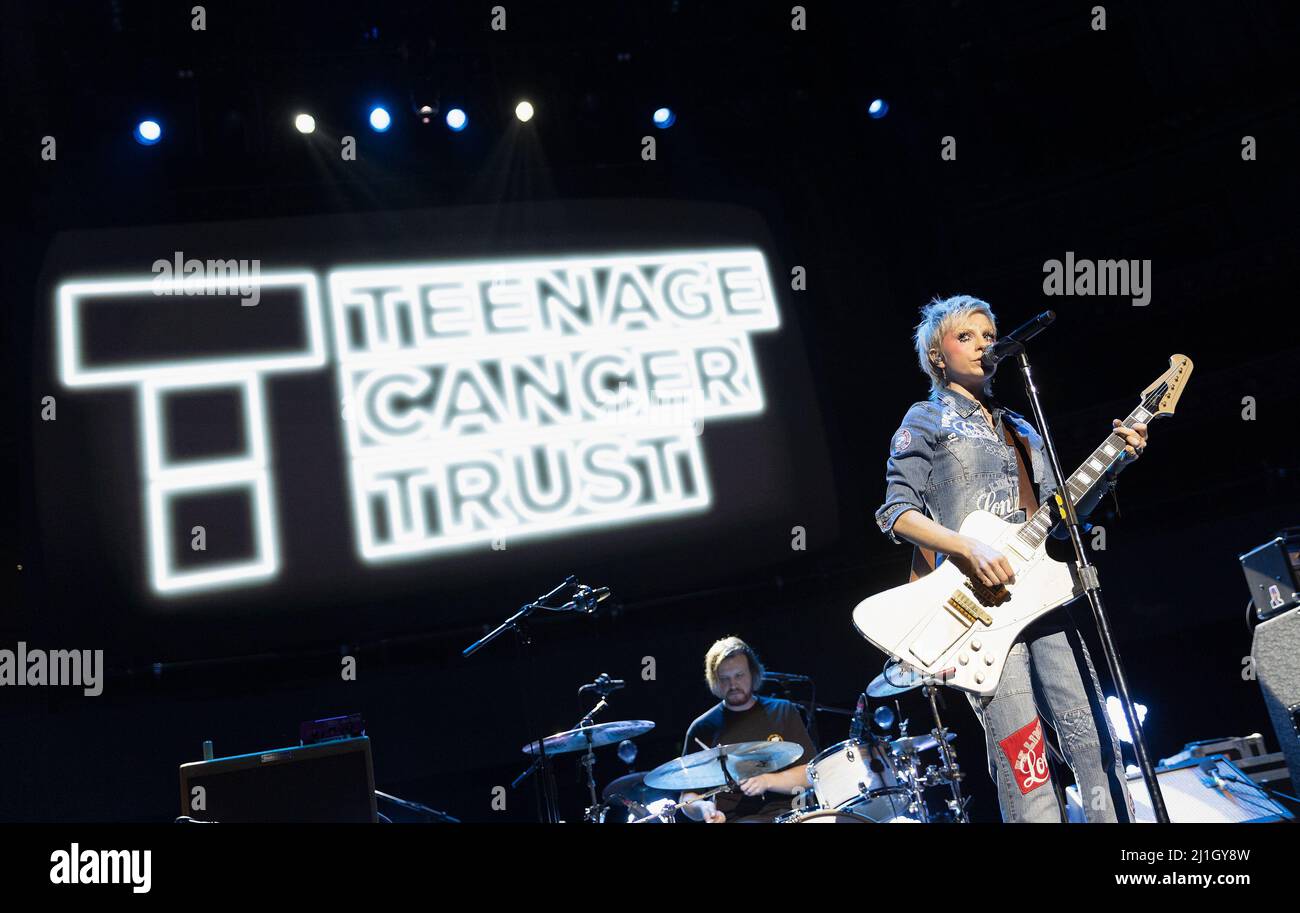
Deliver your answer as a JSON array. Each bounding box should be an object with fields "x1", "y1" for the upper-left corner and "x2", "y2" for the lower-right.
[
  {"x1": 791, "y1": 672, "x2": 971, "y2": 823},
  {"x1": 868, "y1": 659, "x2": 926, "y2": 698},
  {"x1": 598, "y1": 772, "x2": 678, "y2": 823},
  {"x1": 764, "y1": 669, "x2": 820, "y2": 747},
  {"x1": 462, "y1": 575, "x2": 612, "y2": 823},
  {"x1": 887, "y1": 730, "x2": 957, "y2": 755},
  {"x1": 643, "y1": 740, "x2": 806, "y2": 791},
  {"x1": 514, "y1": 682, "x2": 654, "y2": 823},
  {"x1": 774, "y1": 806, "x2": 920, "y2": 827},
  {"x1": 628, "y1": 781, "x2": 738, "y2": 824},
  {"x1": 520, "y1": 719, "x2": 656, "y2": 756},
  {"x1": 919, "y1": 673, "x2": 969, "y2": 823},
  {"x1": 806, "y1": 734, "x2": 917, "y2": 822},
  {"x1": 636, "y1": 740, "x2": 806, "y2": 822}
]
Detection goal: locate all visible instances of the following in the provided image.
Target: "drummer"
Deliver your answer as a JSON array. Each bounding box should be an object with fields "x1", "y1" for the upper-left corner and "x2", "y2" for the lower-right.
[{"x1": 680, "y1": 637, "x2": 817, "y2": 823}]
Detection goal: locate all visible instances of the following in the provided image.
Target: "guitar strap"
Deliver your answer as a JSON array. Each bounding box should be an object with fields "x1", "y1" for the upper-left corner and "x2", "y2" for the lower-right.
[
  {"x1": 1006, "y1": 420, "x2": 1040, "y2": 516},
  {"x1": 908, "y1": 415, "x2": 1039, "y2": 582}
]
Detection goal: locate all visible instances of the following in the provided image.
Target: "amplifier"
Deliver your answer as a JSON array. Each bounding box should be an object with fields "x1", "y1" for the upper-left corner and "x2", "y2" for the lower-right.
[
  {"x1": 178, "y1": 735, "x2": 377, "y2": 823},
  {"x1": 1065, "y1": 755, "x2": 1293, "y2": 823},
  {"x1": 1240, "y1": 533, "x2": 1300, "y2": 622}
]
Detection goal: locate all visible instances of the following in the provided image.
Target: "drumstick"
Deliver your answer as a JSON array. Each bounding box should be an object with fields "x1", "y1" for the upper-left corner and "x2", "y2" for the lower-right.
[{"x1": 682, "y1": 737, "x2": 728, "y2": 804}]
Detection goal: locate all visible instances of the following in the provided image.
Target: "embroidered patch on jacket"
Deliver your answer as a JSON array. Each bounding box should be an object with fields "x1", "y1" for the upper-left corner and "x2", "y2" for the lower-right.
[
  {"x1": 891, "y1": 429, "x2": 912, "y2": 454},
  {"x1": 998, "y1": 717, "x2": 1051, "y2": 795}
]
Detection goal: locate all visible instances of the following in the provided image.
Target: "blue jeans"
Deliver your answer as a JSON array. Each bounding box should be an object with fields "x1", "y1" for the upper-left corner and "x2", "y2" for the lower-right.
[{"x1": 966, "y1": 608, "x2": 1134, "y2": 822}]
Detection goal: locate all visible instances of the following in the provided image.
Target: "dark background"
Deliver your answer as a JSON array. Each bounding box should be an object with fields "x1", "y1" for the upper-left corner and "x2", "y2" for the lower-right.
[{"x1": 2, "y1": 0, "x2": 1298, "y2": 823}]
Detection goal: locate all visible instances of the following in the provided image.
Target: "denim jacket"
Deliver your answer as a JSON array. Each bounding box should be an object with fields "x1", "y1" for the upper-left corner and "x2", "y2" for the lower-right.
[{"x1": 874, "y1": 385, "x2": 1115, "y2": 545}]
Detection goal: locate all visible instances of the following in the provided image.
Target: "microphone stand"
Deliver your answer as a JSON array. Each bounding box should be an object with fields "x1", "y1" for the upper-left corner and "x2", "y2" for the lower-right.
[
  {"x1": 374, "y1": 790, "x2": 461, "y2": 823},
  {"x1": 1008, "y1": 345, "x2": 1169, "y2": 823},
  {"x1": 765, "y1": 672, "x2": 819, "y2": 748},
  {"x1": 463, "y1": 575, "x2": 579, "y2": 824}
]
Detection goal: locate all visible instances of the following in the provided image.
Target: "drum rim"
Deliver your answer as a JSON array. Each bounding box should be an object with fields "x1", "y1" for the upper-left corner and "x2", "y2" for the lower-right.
[
  {"x1": 783, "y1": 806, "x2": 879, "y2": 823},
  {"x1": 809, "y1": 737, "x2": 876, "y2": 767}
]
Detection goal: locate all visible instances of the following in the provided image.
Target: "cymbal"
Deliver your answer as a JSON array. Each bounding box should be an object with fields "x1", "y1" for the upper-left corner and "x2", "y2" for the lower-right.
[
  {"x1": 868, "y1": 660, "x2": 924, "y2": 698},
  {"x1": 601, "y1": 772, "x2": 677, "y2": 808},
  {"x1": 644, "y1": 740, "x2": 805, "y2": 791},
  {"x1": 521, "y1": 720, "x2": 655, "y2": 756},
  {"x1": 888, "y1": 731, "x2": 957, "y2": 755}
]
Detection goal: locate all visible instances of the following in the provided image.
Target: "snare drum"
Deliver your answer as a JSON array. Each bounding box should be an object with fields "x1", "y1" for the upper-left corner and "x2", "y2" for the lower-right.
[{"x1": 807, "y1": 738, "x2": 915, "y2": 822}]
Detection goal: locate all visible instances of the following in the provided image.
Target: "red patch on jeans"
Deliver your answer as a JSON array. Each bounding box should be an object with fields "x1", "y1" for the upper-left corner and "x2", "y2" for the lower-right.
[{"x1": 998, "y1": 717, "x2": 1051, "y2": 795}]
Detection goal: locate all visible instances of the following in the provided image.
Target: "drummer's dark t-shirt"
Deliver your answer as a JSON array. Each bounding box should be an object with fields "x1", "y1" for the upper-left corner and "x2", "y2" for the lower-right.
[{"x1": 681, "y1": 694, "x2": 816, "y2": 823}]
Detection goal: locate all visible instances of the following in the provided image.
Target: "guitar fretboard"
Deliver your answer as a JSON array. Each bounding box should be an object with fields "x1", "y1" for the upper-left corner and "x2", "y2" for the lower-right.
[{"x1": 1015, "y1": 397, "x2": 1158, "y2": 550}]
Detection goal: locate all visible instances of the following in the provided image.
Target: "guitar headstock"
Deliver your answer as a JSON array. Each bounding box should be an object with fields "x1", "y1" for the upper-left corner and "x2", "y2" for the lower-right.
[{"x1": 1138, "y1": 354, "x2": 1193, "y2": 420}]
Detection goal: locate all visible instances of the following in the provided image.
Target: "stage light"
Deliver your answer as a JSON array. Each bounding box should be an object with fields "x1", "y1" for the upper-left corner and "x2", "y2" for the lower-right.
[
  {"x1": 514, "y1": 100, "x2": 534, "y2": 123},
  {"x1": 134, "y1": 120, "x2": 162, "y2": 145},
  {"x1": 652, "y1": 107, "x2": 676, "y2": 129},
  {"x1": 445, "y1": 108, "x2": 468, "y2": 132},
  {"x1": 867, "y1": 98, "x2": 889, "y2": 119},
  {"x1": 418, "y1": 105, "x2": 434, "y2": 125},
  {"x1": 294, "y1": 113, "x2": 316, "y2": 134},
  {"x1": 369, "y1": 106, "x2": 392, "y2": 132},
  {"x1": 1105, "y1": 696, "x2": 1148, "y2": 744}
]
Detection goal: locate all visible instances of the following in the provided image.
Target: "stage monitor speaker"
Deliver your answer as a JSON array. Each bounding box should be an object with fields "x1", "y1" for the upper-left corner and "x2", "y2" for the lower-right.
[
  {"x1": 178, "y1": 736, "x2": 377, "y2": 823},
  {"x1": 1065, "y1": 756, "x2": 1293, "y2": 823},
  {"x1": 1252, "y1": 606, "x2": 1300, "y2": 798}
]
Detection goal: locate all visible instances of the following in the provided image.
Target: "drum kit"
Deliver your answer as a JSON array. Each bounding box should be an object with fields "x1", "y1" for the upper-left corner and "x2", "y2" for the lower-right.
[{"x1": 517, "y1": 657, "x2": 973, "y2": 824}]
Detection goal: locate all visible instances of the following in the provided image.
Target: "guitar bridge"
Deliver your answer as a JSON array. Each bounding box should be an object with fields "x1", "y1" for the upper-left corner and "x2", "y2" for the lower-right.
[
  {"x1": 948, "y1": 590, "x2": 993, "y2": 626},
  {"x1": 964, "y1": 578, "x2": 1011, "y2": 608}
]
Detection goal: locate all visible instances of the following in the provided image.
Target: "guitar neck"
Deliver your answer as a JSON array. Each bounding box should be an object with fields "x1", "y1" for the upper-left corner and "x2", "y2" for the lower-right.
[{"x1": 1016, "y1": 401, "x2": 1155, "y2": 549}]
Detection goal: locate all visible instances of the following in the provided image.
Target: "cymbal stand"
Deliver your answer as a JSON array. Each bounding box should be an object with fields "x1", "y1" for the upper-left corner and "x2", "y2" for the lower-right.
[
  {"x1": 921, "y1": 675, "x2": 969, "y2": 823},
  {"x1": 577, "y1": 684, "x2": 617, "y2": 823}
]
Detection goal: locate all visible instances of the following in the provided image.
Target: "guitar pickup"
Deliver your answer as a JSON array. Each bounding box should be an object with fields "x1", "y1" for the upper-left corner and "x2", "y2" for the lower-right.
[{"x1": 948, "y1": 590, "x2": 993, "y2": 626}]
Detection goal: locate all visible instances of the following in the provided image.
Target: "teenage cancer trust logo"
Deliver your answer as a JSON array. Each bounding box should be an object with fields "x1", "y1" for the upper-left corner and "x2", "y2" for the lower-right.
[{"x1": 57, "y1": 249, "x2": 780, "y2": 595}]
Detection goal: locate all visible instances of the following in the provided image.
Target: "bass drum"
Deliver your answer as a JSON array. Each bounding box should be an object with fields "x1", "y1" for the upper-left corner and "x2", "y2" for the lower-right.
[
  {"x1": 777, "y1": 807, "x2": 920, "y2": 824},
  {"x1": 807, "y1": 738, "x2": 916, "y2": 822}
]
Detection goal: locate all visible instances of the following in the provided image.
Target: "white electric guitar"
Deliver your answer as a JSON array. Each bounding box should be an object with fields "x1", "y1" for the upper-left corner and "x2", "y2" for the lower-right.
[{"x1": 852, "y1": 355, "x2": 1192, "y2": 697}]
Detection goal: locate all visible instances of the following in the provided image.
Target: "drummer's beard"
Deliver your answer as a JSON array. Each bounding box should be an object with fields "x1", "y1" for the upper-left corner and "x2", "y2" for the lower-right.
[{"x1": 724, "y1": 686, "x2": 752, "y2": 707}]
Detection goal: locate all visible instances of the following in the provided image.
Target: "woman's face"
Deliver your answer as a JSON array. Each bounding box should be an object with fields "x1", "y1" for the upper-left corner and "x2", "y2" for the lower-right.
[{"x1": 934, "y1": 312, "x2": 998, "y2": 393}]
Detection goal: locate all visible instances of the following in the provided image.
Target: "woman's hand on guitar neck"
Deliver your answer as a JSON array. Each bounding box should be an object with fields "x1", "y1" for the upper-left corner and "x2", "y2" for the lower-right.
[{"x1": 951, "y1": 537, "x2": 1016, "y2": 588}]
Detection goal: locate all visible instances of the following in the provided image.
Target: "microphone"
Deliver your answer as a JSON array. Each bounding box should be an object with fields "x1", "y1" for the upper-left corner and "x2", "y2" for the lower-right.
[
  {"x1": 981, "y1": 310, "x2": 1056, "y2": 368},
  {"x1": 554, "y1": 585, "x2": 612, "y2": 613},
  {"x1": 579, "y1": 673, "x2": 626, "y2": 695},
  {"x1": 850, "y1": 692, "x2": 867, "y2": 742},
  {"x1": 763, "y1": 671, "x2": 812, "y2": 683}
]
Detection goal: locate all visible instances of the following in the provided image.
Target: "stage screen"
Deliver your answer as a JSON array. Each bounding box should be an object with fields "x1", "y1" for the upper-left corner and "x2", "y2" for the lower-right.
[{"x1": 28, "y1": 200, "x2": 839, "y2": 662}]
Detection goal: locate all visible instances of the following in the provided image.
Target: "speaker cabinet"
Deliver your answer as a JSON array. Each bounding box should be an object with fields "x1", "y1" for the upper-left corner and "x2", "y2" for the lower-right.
[
  {"x1": 1252, "y1": 607, "x2": 1300, "y2": 798},
  {"x1": 178, "y1": 736, "x2": 377, "y2": 823}
]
